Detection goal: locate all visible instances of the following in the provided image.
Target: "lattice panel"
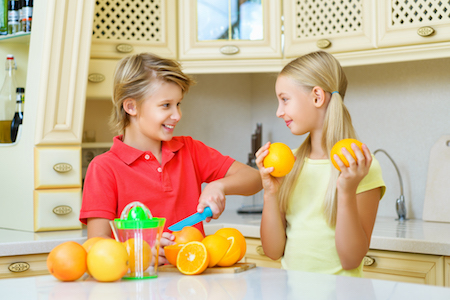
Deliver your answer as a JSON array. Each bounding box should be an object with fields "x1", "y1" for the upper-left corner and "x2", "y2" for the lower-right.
[
  {"x1": 92, "y1": 0, "x2": 163, "y2": 41},
  {"x1": 294, "y1": 0, "x2": 364, "y2": 38},
  {"x1": 391, "y1": 0, "x2": 450, "y2": 26}
]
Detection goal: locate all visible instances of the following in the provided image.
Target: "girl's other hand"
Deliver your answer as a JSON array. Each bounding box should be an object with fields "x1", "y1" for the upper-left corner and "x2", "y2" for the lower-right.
[
  {"x1": 197, "y1": 181, "x2": 226, "y2": 222},
  {"x1": 157, "y1": 232, "x2": 176, "y2": 265},
  {"x1": 255, "y1": 142, "x2": 282, "y2": 196},
  {"x1": 334, "y1": 143, "x2": 372, "y2": 193}
]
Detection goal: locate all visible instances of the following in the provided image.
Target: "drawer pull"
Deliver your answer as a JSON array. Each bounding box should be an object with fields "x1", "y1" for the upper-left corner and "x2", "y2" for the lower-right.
[
  {"x1": 256, "y1": 245, "x2": 266, "y2": 256},
  {"x1": 417, "y1": 26, "x2": 435, "y2": 37},
  {"x1": 316, "y1": 39, "x2": 331, "y2": 49},
  {"x1": 220, "y1": 45, "x2": 240, "y2": 55},
  {"x1": 53, "y1": 205, "x2": 73, "y2": 215},
  {"x1": 8, "y1": 262, "x2": 30, "y2": 273},
  {"x1": 116, "y1": 44, "x2": 134, "y2": 53},
  {"x1": 53, "y1": 163, "x2": 72, "y2": 173},
  {"x1": 88, "y1": 73, "x2": 105, "y2": 83},
  {"x1": 363, "y1": 256, "x2": 375, "y2": 266}
]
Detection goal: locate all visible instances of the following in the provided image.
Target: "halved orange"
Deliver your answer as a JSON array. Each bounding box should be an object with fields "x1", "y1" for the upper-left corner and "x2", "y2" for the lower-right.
[
  {"x1": 164, "y1": 244, "x2": 183, "y2": 266},
  {"x1": 176, "y1": 241, "x2": 209, "y2": 275},
  {"x1": 215, "y1": 228, "x2": 246, "y2": 261},
  {"x1": 216, "y1": 236, "x2": 241, "y2": 267},
  {"x1": 201, "y1": 234, "x2": 231, "y2": 267}
]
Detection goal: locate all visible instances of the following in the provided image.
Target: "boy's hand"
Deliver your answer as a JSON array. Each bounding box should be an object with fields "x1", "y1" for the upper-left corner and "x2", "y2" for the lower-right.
[
  {"x1": 197, "y1": 181, "x2": 226, "y2": 222},
  {"x1": 157, "y1": 232, "x2": 176, "y2": 265}
]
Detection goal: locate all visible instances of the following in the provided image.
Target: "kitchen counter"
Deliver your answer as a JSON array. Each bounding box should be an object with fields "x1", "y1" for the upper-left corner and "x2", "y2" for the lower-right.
[
  {"x1": 2, "y1": 211, "x2": 450, "y2": 257},
  {"x1": 2, "y1": 267, "x2": 450, "y2": 299}
]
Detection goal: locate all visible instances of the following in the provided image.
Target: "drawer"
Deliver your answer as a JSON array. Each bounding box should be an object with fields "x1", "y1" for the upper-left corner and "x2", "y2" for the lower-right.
[
  {"x1": 34, "y1": 189, "x2": 82, "y2": 232},
  {"x1": 35, "y1": 147, "x2": 81, "y2": 189},
  {"x1": 245, "y1": 238, "x2": 281, "y2": 268},
  {"x1": 86, "y1": 59, "x2": 117, "y2": 100},
  {"x1": 0, "y1": 254, "x2": 49, "y2": 279}
]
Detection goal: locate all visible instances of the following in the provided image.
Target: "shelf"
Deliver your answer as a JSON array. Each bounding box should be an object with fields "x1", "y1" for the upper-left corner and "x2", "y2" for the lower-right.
[
  {"x1": 0, "y1": 32, "x2": 31, "y2": 44},
  {"x1": 81, "y1": 142, "x2": 112, "y2": 149}
]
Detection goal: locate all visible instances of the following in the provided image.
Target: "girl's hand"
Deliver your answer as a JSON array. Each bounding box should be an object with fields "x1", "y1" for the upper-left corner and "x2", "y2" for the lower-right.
[
  {"x1": 255, "y1": 142, "x2": 283, "y2": 197},
  {"x1": 197, "y1": 181, "x2": 226, "y2": 222},
  {"x1": 156, "y1": 232, "x2": 176, "y2": 265},
  {"x1": 333, "y1": 143, "x2": 372, "y2": 194}
]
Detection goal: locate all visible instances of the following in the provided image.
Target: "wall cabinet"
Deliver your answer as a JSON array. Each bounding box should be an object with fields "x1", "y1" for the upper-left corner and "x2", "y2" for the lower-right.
[
  {"x1": 0, "y1": 253, "x2": 49, "y2": 279},
  {"x1": 90, "y1": 0, "x2": 176, "y2": 59}
]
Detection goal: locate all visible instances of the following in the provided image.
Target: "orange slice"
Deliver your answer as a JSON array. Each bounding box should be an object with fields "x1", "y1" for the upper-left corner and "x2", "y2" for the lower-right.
[
  {"x1": 176, "y1": 241, "x2": 209, "y2": 275},
  {"x1": 164, "y1": 244, "x2": 183, "y2": 266},
  {"x1": 215, "y1": 228, "x2": 247, "y2": 261},
  {"x1": 201, "y1": 234, "x2": 231, "y2": 267},
  {"x1": 216, "y1": 236, "x2": 241, "y2": 267}
]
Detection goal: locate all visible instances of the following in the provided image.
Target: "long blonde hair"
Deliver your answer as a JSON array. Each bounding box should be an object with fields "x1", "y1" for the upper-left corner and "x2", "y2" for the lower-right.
[{"x1": 278, "y1": 51, "x2": 357, "y2": 227}]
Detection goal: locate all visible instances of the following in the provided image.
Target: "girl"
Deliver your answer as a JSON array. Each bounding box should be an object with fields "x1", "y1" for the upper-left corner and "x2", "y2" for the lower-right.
[{"x1": 255, "y1": 51, "x2": 385, "y2": 277}]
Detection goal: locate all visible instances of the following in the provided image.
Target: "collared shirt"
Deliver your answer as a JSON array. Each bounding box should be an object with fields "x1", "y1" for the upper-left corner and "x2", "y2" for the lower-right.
[{"x1": 80, "y1": 135, "x2": 235, "y2": 234}]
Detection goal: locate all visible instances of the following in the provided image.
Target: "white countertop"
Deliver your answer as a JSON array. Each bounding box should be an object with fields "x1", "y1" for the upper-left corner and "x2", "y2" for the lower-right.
[
  {"x1": 2, "y1": 211, "x2": 450, "y2": 256},
  {"x1": 2, "y1": 267, "x2": 450, "y2": 299}
]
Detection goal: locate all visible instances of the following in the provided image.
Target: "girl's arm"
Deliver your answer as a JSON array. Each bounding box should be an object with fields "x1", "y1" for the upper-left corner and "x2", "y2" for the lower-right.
[
  {"x1": 256, "y1": 142, "x2": 287, "y2": 260},
  {"x1": 333, "y1": 143, "x2": 381, "y2": 270}
]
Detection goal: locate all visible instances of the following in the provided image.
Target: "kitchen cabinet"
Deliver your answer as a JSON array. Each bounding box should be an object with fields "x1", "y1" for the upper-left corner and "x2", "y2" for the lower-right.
[
  {"x1": 0, "y1": 253, "x2": 49, "y2": 279},
  {"x1": 90, "y1": 0, "x2": 176, "y2": 60},
  {"x1": 178, "y1": 0, "x2": 282, "y2": 61},
  {"x1": 0, "y1": 0, "x2": 94, "y2": 232},
  {"x1": 363, "y1": 250, "x2": 444, "y2": 286},
  {"x1": 283, "y1": 0, "x2": 376, "y2": 57}
]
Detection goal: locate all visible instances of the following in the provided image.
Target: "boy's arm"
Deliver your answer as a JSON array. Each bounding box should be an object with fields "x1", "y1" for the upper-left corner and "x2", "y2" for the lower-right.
[{"x1": 87, "y1": 218, "x2": 113, "y2": 239}]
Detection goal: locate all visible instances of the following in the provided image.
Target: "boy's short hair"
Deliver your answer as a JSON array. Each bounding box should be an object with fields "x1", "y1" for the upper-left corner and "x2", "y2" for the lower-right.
[{"x1": 110, "y1": 52, "x2": 195, "y2": 135}]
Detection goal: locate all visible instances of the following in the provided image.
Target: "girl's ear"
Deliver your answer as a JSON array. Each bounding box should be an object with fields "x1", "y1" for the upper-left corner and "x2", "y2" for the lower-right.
[
  {"x1": 123, "y1": 98, "x2": 137, "y2": 116},
  {"x1": 311, "y1": 86, "x2": 327, "y2": 108}
]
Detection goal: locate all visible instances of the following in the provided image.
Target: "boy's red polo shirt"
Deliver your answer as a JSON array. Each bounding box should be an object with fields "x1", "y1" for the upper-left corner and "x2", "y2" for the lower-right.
[{"x1": 80, "y1": 135, "x2": 235, "y2": 234}]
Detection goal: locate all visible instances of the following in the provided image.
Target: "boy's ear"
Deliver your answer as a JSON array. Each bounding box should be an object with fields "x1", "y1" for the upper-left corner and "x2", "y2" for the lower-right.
[
  {"x1": 123, "y1": 98, "x2": 137, "y2": 116},
  {"x1": 311, "y1": 86, "x2": 327, "y2": 108}
]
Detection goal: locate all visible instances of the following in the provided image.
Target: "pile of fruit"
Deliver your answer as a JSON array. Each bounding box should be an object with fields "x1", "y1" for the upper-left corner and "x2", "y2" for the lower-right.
[{"x1": 164, "y1": 227, "x2": 246, "y2": 275}]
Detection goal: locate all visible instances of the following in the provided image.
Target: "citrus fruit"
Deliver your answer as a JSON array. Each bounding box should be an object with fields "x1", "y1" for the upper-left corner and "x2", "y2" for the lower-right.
[
  {"x1": 172, "y1": 226, "x2": 204, "y2": 245},
  {"x1": 82, "y1": 237, "x2": 104, "y2": 253},
  {"x1": 330, "y1": 138, "x2": 363, "y2": 171},
  {"x1": 216, "y1": 236, "x2": 241, "y2": 267},
  {"x1": 87, "y1": 239, "x2": 129, "y2": 282},
  {"x1": 214, "y1": 228, "x2": 246, "y2": 261},
  {"x1": 47, "y1": 241, "x2": 87, "y2": 281},
  {"x1": 176, "y1": 241, "x2": 209, "y2": 275},
  {"x1": 123, "y1": 238, "x2": 151, "y2": 273},
  {"x1": 201, "y1": 234, "x2": 231, "y2": 267},
  {"x1": 263, "y1": 142, "x2": 295, "y2": 177},
  {"x1": 164, "y1": 244, "x2": 183, "y2": 266}
]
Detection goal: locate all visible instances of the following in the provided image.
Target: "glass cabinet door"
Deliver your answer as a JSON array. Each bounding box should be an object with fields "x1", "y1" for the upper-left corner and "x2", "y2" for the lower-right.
[{"x1": 179, "y1": 0, "x2": 281, "y2": 61}]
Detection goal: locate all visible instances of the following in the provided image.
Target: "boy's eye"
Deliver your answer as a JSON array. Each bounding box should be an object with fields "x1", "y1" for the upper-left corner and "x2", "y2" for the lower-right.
[{"x1": 162, "y1": 103, "x2": 170, "y2": 108}]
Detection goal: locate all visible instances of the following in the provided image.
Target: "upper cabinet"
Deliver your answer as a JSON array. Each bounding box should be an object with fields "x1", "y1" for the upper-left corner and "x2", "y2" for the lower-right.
[
  {"x1": 90, "y1": 0, "x2": 177, "y2": 59},
  {"x1": 284, "y1": 0, "x2": 376, "y2": 57},
  {"x1": 378, "y1": 1, "x2": 450, "y2": 48},
  {"x1": 178, "y1": 0, "x2": 282, "y2": 61}
]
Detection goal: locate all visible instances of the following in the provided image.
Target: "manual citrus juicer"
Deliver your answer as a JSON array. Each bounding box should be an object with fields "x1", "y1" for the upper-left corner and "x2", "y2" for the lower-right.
[{"x1": 110, "y1": 202, "x2": 165, "y2": 279}]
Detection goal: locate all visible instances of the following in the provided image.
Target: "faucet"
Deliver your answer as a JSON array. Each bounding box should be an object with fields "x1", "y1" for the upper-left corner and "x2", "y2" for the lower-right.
[{"x1": 373, "y1": 149, "x2": 407, "y2": 221}]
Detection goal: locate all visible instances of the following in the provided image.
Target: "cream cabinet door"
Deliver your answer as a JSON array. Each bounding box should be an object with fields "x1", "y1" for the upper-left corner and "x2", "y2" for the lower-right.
[
  {"x1": 86, "y1": 59, "x2": 118, "y2": 100},
  {"x1": 0, "y1": 254, "x2": 49, "y2": 279},
  {"x1": 378, "y1": 1, "x2": 450, "y2": 48},
  {"x1": 179, "y1": 0, "x2": 282, "y2": 60},
  {"x1": 91, "y1": 0, "x2": 177, "y2": 59},
  {"x1": 283, "y1": 0, "x2": 376, "y2": 58}
]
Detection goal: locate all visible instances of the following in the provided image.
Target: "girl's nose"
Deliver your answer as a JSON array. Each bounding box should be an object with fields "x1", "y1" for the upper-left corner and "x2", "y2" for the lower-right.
[{"x1": 276, "y1": 105, "x2": 284, "y2": 118}]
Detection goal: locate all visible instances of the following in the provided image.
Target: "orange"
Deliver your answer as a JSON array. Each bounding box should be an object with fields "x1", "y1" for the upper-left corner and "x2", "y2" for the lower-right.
[
  {"x1": 176, "y1": 241, "x2": 209, "y2": 275},
  {"x1": 214, "y1": 228, "x2": 246, "y2": 266},
  {"x1": 123, "y1": 238, "x2": 152, "y2": 273},
  {"x1": 330, "y1": 138, "x2": 363, "y2": 171},
  {"x1": 201, "y1": 234, "x2": 231, "y2": 267},
  {"x1": 87, "y1": 239, "x2": 129, "y2": 282},
  {"x1": 216, "y1": 236, "x2": 241, "y2": 267},
  {"x1": 47, "y1": 241, "x2": 87, "y2": 281},
  {"x1": 164, "y1": 244, "x2": 183, "y2": 266},
  {"x1": 263, "y1": 142, "x2": 295, "y2": 177},
  {"x1": 82, "y1": 237, "x2": 104, "y2": 276},
  {"x1": 172, "y1": 226, "x2": 204, "y2": 245}
]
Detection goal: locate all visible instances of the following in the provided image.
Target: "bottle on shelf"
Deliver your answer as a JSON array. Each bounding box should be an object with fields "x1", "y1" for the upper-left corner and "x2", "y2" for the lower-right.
[
  {"x1": 21, "y1": 0, "x2": 32, "y2": 32},
  {"x1": 10, "y1": 86, "x2": 23, "y2": 142},
  {"x1": 7, "y1": 0, "x2": 19, "y2": 35},
  {"x1": 0, "y1": 0, "x2": 7, "y2": 35},
  {"x1": 0, "y1": 54, "x2": 17, "y2": 143}
]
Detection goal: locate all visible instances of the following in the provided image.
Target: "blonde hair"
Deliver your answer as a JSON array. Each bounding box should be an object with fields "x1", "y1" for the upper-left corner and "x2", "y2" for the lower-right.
[
  {"x1": 110, "y1": 52, "x2": 196, "y2": 135},
  {"x1": 278, "y1": 51, "x2": 357, "y2": 227}
]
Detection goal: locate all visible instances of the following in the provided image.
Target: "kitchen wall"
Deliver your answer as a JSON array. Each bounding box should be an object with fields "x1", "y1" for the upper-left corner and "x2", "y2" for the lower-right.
[{"x1": 84, "y1": 57, "x2": 450, "y2": 220}]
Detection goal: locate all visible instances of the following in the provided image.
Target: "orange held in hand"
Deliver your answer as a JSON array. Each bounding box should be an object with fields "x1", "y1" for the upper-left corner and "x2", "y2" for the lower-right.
[
  {"x1": 176, "y1": 241, "x2": 209, "y2": 275},
  {"x1": 47, "y1": 241, "x2": 87, "y2": 282},
  {"x1": 263, "y1": 142, "x2": 295, "y2": 177},
  {"x1": 172, "y1": 226, "x2": 204, "y2": 245},
  {"x1": 330, "y1": 138, "x2": 364, "y2": 171}
]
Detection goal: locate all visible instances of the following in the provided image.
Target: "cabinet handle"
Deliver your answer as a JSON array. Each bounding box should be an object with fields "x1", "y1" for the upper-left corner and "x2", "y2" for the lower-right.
[
  {"x1": 116, "y1": 44, "x2": 134, "y2": 53},
  {"x1": 316, "y1": 39, "x2": 331, "y2": 49},
  {"x1": 256, "y1": 245, "x2": 266, "y2": 256},
  {"x1": 53, "y1": 163, "x2": 72, "y2": 173},
  {"x1": 220, "y1": 45, "x2": 240, "y2": 55},
  {"x1": 417, "y1": 26, "x2": 435, "y2": 37},
  {"x1": 53, "y1": 205, "x2": 73, "y2": 215},
  {"x1": 88, "y1": 73, "x2": 105, "y2": 83},
  {"x1": 363, "y1": 256, "x2": 375, "y2": 266},
  {"x1": 8, "y1": 262, "x2": 30, "y2": 273}
]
